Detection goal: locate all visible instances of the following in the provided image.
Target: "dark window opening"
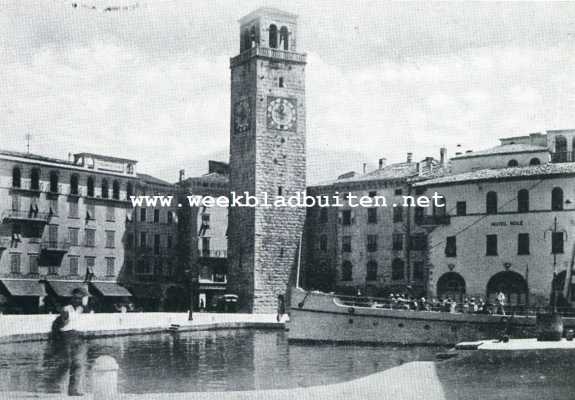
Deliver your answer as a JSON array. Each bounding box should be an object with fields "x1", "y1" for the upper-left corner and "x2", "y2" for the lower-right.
[
  {"x1": 507, "y1": 159, "x2": 519, "y2": 167},
  {"x1": 552, "y1": 232, "x2": 564, "y2": 254},
  {"x1": 12, "y1": 167, "x2": 21, "y2": 188},
  {"x1": 101, "y1": 179, "x2": 109, "y2": 198},
  {"x1": 552, "y1": 187, "x2": 564, "y2": 211},
  {"x1": 529, "y1": 158, "x2": 540, "y2": 166},
  {"x1": 30, "y1": 168, "x2": 40, "y2": 191},
  {"x1": 367, "y1": 208, "x2": 377, "y2": 224},
  {"x1": 367, "y1": 234, "x2": 378, "y2": 252},
  {"x1": 49, "y1": 171, "x2": 58, "y2": 193},
  {"x1": 342, "y1": 210, "x2": 352, "y2": 225},
  {"x1": 279, "y1": 77, "x2": 284, "y2": 87},
  {"x1": 486, "y1": 234, "x2": 498, "y2": 256},
  {"x1": 341, "y1": 261, "x2": 353, "y2": 281},
  {"x1": 366, "y1": 261, "x2": 377, "y2": 281},
  {"x1": 269, "y1": 24, "x2": 278, "y2": 48},
  {"x1": 112, "y1": 180, "x2": 120, "y2": 200},
  {"x1": 445, "y1": 236, "x2": 457, "y2": 257},
  {"x1": 518, "y1": 233, "x2": 530, "y2": 255},
  {"x1": 456, "y1": 201, "x2": 467, "y2": 216},
  {"x1": 392, "y1": 258, "x2": 405, "y2": 281},
  {"x1": 486, "y1": 191, "x2": 498, "y2": 214},
  {"x1": 70, "y1": 175, "x2": 79, "y2": 195},
  {"x1": 87, "y1": 177, "x2": 95, "y2": 197},
  {"x1": 517, "y1": 189, "x2": 529, "y2": 213}
]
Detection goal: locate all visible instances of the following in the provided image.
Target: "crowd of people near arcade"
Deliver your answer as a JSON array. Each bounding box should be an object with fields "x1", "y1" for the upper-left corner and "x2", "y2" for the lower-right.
[{"x1": 341, "y1": 291, "x2": 513, "y2": 315}]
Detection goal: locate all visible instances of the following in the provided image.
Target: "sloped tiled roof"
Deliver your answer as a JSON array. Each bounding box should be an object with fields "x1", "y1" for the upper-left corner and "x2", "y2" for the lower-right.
[
  {"x1": 137, "y1": 173, "x2": 174, "y2": 187},
  {"x1": 453, "y1": 144, "x2": 548, "y2": 159},
  {"x1": 0, "y1": 149, "x2": 72, "y2": 165},
  {"x1": 312, "y1": 162, "x2": 420, "y2": 187},
  {"x1": 414, "y1": 162, "x2": 575, "y2": 187}
]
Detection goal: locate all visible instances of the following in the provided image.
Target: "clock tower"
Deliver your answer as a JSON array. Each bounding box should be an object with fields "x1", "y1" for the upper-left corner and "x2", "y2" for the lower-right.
[{"x1": 228, "y1": 8, "x2": 307, "y2": 313}]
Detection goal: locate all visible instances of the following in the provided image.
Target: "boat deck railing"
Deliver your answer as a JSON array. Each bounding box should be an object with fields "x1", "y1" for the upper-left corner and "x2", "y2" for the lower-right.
[{"x1": 333, "y1": 294, "x2": 575, "y2": 317}]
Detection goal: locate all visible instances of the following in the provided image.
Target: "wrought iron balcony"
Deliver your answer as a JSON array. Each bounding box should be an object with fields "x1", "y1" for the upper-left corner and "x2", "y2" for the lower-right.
[
  {"x1": 2, "y1": 209, "x2": 52, "y2": 224},
  {"x1": 230, "y1": 46, "x2": 307, "y2": 67},
  {"x1": 40, "y1": 240, "x2": 71, "y2": 253},
  {"x1": 199, "y1": 249, "x2": 228, "y2": 258},
  {"x1": 551, "y1": 151, "x2": 575, "y2": 163}
]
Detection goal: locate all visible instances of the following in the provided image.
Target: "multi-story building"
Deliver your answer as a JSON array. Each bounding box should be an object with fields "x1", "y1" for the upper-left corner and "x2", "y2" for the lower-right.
[
  {"x1": 177, "y1": 161, "x2": 229, "y2": 310},
  {"x1": 414, "y1": 131, "x2": 575, "y2": 308},
  {"x1": 304, "y1": 153, "x2": 446, "y2": 297},
  {"x1": 0, "y1": 151, "x2": 136, "y2": 313},
  {"x1": 121, "y1": 173, "x2": 182, "y2": 311}
]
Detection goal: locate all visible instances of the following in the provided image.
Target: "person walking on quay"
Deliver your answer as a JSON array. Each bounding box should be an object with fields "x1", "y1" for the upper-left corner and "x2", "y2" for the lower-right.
[
  {"x1": 44, "y1": 287, "x2": 88, "y2": 396},
  {"x1": 496, "y1": 291, "x2": 506, "y2": 315}
]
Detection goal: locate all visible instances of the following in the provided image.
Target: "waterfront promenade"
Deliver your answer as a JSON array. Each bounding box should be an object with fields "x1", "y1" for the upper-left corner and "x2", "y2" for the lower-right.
[{"x1": 0, "y1": 313, "x2": 281, "y2": 343}]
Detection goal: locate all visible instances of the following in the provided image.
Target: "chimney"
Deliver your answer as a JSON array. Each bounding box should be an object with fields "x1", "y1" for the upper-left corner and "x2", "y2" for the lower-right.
[
  {"x1": 378, "y1": 158, "x2": 386, "y2": 169},
  {"x1": 179, "y1": 169, "x2": 185, "y2": 182},
  {"x1": 440, "y1": 147, "x2": 446, "y2": 166},
  {"x1": 407, "y1": 152, "x2": 413, "y2": 163},
  {"x1": 363, "y1": 163, "x2": 367, "y2": 174},
  {"x1": 425, "y1": 156, "x2": 433, "y2": 168}
]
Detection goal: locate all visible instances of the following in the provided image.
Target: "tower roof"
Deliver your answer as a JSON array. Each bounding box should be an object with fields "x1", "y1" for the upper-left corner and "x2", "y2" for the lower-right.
[{"x1": 239, "y1": 7, "x2": 298, "y2": 24}]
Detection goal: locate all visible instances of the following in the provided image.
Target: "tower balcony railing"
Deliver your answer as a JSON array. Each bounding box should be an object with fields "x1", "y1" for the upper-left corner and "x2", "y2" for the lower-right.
[
  {"x1": 551, "y1": 151, "x2": 575, "y2": 163},
  {"x1": 230, "y1": 46, "x2": 307, "y2": 67},
  {"x1": 2, "y1": 209, "x2": 52, "y2": 224}
]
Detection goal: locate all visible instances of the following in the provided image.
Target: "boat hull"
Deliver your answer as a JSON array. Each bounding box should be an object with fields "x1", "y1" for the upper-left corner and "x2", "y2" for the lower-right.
[{"x1": 288, "y1": 288, "x2": 575, "y2": 345}]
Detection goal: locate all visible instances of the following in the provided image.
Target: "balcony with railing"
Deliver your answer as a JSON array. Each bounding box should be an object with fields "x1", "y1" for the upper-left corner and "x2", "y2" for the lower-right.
[
  {"x1": 230, "y1": 46, "x2": 307, "y2": 67},
  {"x1": 2, "y1": 209, "x2": 52, "y2": 224},
  {"x1": 551, "y1": 151, "x2": 575, "y2": 163},
  {"x1": 199, "y1": 249, "x2": 228, "y2": 259},
  {"x1": 40, "y1": 240, "x2": 71, "y2": 254}
]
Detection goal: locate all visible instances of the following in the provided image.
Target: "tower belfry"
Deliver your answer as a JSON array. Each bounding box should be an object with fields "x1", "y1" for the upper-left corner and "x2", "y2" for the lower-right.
[{"x1": 227, "y1": 8, "x2": 307, "y2": 313}]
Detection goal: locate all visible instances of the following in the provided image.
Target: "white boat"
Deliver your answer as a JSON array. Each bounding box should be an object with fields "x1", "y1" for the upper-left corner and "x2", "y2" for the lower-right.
[{"x1": 287, "y1": 287, "x2": 575, "y2": 345}]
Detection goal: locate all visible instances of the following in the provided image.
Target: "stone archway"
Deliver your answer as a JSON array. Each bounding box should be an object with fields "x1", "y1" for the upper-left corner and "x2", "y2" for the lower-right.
[
  {"x1": 437, "y1": 272, "x2": 466, "y2": 302},
  {"x1": 486, "y1": 271, "x2": 527, "y2": 306}
]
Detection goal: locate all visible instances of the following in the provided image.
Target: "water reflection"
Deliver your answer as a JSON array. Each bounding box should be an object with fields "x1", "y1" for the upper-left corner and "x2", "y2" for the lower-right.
[{"x1": 0, "y1": 330, "x2": 444, "y2": 394}]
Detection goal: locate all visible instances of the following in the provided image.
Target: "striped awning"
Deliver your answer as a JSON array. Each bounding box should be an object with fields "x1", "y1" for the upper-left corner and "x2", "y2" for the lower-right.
[
  {"x1": 90, "y1": 281, "x2": 132, "y2": 297},
  {"x1": 45, "y1": 280, "x2": 87, "y2": 297},
  {"x1": 0, "y1": 279, "x2": 45, "y2": 297}
]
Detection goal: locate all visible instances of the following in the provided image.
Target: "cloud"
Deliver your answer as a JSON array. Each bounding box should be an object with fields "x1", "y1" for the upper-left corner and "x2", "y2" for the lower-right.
[{"x1": 1, "y1": 2, "x2": 575, "y2": 182}]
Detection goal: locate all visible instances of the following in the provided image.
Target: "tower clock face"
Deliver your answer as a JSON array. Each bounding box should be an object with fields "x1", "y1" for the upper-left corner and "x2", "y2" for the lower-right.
[
  {"x1": 267, "y1": 97, "x2": 297, "y2": 131},
  {"x1": 234, "y1": 98, "x2": 251, "y2": 134}
]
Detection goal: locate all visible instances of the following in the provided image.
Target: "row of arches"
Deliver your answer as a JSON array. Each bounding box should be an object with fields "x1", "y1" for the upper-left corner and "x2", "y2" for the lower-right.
[
  {"x1": 241, "y1": 24, "x2": 290, "y2": 51},
  {"x1": 507, "y1": 158, "x2": 540, "y2": 167},
  {"x1": 12, "y1": 166, "x2": 134, "y2": 200},
  {"x1": 486, "y1": 187, "x2": 565, "y2": 214},
  {"x1": 437, "y1": 271, "x2": 528, "y2": 304}
]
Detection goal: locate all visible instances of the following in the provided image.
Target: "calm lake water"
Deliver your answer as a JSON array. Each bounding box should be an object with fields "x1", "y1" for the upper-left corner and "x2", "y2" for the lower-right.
[{"x1": 0, "y1": 329, "x2": 445, "y2": 394}]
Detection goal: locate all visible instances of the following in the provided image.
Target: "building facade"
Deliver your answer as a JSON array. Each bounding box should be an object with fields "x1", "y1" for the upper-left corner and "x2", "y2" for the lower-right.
[
  {"x1": 177, "y1": 161, "x2": 229, "y2": 311},
  {"x1": 414, "y1": 132, "x2": 575, "y2": 308},
  {"x1": 304, "y1": 153, "x2": 446, "y2": 297},
  {"x1": 121, "y1": 173, "x2": 182, "y2": 311},
  {"x1": 0, "y1": 151, "x2": 135, "y2": 313},
  {"x1": 228, "y1": 8, "x2": 307, "y2": 313}
]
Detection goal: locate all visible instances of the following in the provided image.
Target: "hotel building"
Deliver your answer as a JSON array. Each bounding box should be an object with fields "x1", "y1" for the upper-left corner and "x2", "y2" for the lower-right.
[{"x1": 0, "y1": 151, "x2": 136, "y2": 313}]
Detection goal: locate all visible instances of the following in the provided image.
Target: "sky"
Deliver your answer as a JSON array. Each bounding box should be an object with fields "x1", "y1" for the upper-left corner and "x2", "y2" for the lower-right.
[{"x1": 2, "y1": 0, "x2": 575, "y2": 183}]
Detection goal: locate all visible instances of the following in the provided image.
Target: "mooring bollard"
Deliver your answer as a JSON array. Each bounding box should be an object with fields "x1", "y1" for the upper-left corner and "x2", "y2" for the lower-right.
[{"x1": 92, "y1": 355, "x2": 119, "y2": 399}]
